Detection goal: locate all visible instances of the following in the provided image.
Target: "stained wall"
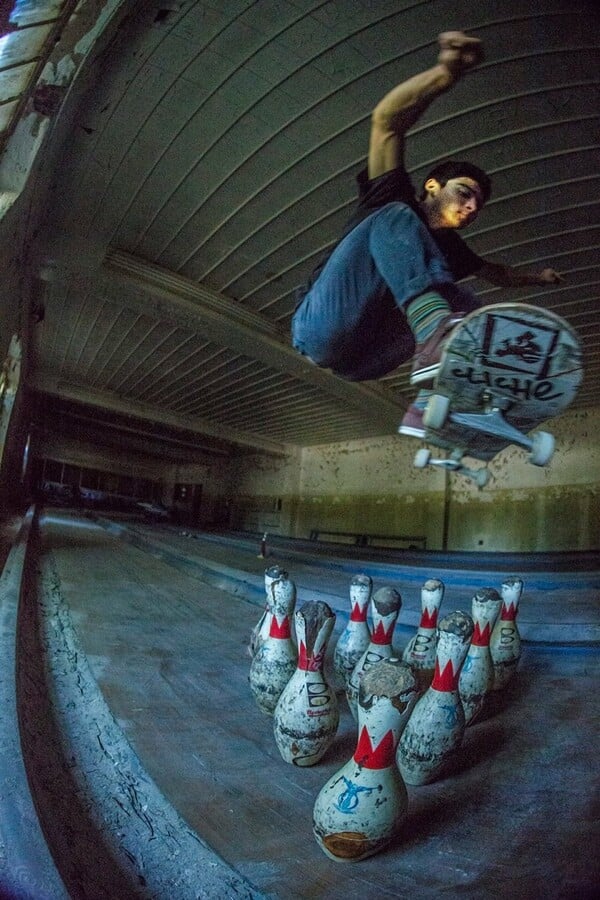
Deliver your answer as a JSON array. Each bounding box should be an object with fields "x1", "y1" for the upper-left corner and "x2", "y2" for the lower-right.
[
  {"x1": 227, "y1": 407, "x2": 600, "y2": 552},
  {"x1": 35, "y1": 432, "x2": 229, "y2": 526}
]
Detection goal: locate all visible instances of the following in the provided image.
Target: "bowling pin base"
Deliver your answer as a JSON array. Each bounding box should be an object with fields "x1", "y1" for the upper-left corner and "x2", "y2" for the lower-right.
[
  {"x1": 274, "y1": 729, "x2": 335, "y2": 767},
  {"x1": 273, "y1": 698, "x2": 339, "y2": 765},
  {"x1": 492, "y1": 659, "x2": 519, "y2": 691},
  {"x1": 250, "y1": 666, "x2": 296, "y2": 715},
  {"x1": 313, "y1": 828, "x2": 395, "y2": 863},
  {"x1": 399, "y1": 759, "x2": 447, "y2": 786},
  {"x1": 462, "y1": 694, "x2": 485, "y2": 727}
]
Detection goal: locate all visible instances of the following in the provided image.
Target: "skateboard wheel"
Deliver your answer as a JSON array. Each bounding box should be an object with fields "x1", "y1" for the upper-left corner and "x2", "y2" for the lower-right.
[
  {"x1": 423, "y1": 394, "x2": 450, "y2": 430},
  {"x1": 474, "y1": 468, "x2": 491, "y2": 488},
  {"x1": 414, "y1": 448, "x2": 431, "y2": 469},
  {"x1": 530, "y1": 431, "x2": 555, "y2": 466}
]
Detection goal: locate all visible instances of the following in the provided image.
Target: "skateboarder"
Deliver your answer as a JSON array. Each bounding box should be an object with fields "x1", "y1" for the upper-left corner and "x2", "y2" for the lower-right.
[{"x1": 291, "y1": 31, "x2": 562, "y2": 437}]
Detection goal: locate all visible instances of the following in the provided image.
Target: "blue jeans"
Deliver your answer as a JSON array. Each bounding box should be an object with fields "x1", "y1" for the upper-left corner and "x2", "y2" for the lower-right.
[{"x1": 291, "y1": 203, "x2": 477, "y2": 381}]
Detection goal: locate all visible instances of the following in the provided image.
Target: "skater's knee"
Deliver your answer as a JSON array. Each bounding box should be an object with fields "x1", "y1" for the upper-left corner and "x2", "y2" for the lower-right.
[
  {"x1": 292, "y1": 331, "x2": 334, "y2": 368},
  {"x1": 371, "y1": 202, "x2": 430, "y2": 244}
]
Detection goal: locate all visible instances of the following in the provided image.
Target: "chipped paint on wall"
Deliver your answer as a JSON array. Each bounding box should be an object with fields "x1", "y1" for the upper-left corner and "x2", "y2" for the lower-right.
[
  {"x1": 224, "y1": 408, "x2": 600, "y2": 552},
  {"x1": 299, "y1": 435, "x2": 446, "y2": 497},
  {"x1": 225, "y1": 450, "x2": 301, "y2": 534},
  {"x1": 447, "y1": 484, "x2": 599, "y2": 552}
]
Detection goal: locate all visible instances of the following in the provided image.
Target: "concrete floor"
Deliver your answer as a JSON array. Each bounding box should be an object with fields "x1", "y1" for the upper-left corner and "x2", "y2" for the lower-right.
[
  {"x1": 39, "y1": 510, "x2": 599, "y2": 900},
  {"x1": 0, "y1": 515, "x2": 21, "y2": 573}
]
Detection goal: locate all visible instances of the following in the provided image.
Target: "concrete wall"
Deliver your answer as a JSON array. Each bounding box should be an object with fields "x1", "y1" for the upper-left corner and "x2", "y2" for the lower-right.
[
  {"x1": 296, "y1": 433, "x2": 445, "y2": 547},
  {"x1": 26, "y1": 404, "x2": 600, "y2": 551},
  {"x1": 38, "y1": 433, "x2": 167, "y2": 487},
  {"x1": 0, "y1": 2, "x2": 135, "y2": 514},
  {"x1": 166, "y1": 460, "x2": 229, "y2": 526},
  {"x1": 228, "y1": 407, "x2": 600, "y2": 553},
  {"x1": 443, "y1": 408, "x2": 599, "y2": 551},
  {"x1": 224, "y1": 450, "x2": 301, "y2": 536},
  {"x1": 0, "y1": 179, "x2": 41, "y2": 512},
  {"x1": 35, "y1": 432, "x2": 229, "y2": 526}
]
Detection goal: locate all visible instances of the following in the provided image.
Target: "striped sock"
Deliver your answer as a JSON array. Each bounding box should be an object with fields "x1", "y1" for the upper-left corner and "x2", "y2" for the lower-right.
[
  {"x1": 406, "y1": 291, "x2": 451, "y2": 344},
  {"x1": 413, "y1": 388, "x2": 433, "y2": 411}
]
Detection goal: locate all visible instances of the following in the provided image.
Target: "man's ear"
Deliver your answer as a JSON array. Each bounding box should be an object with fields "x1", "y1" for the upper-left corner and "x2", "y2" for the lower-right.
[{"x1": 423, "y1": 177, "x2": 441, "y2": 196}]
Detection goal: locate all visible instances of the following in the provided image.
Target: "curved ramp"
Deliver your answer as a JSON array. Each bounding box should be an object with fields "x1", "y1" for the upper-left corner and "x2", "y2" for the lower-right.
[
  {"x1": 1, "y1": 510, "x2": 265, "y2": 899},
  {"x1": 38, "y1": 510, "x2": 599, "y2": 900}
]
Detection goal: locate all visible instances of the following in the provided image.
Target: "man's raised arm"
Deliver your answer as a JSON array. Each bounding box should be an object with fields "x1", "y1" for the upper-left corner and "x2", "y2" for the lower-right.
[{"x1": 368, "y1": 31, "x2": 484, "y2": 179}]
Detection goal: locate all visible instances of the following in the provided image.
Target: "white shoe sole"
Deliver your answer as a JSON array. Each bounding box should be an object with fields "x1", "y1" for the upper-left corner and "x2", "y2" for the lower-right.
[
  {"x1": 410, "y1": 363, "x2": 440, "y2": 385},
  {"x1": 398, "y1": 424, "x2": 426, "y2": 438}
]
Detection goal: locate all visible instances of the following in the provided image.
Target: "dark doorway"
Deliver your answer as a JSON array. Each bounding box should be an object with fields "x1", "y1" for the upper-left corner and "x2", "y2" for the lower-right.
[
  {"x1": 191, "y1": 484, "x2": 202, "y2": 527},
  {"x1": 173, "y1": 482, "x2": 203, "y2": 526}
]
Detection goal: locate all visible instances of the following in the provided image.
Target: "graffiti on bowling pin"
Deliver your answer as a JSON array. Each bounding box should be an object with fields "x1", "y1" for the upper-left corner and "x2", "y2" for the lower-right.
[
  {"x1": 397, "y1": 610, "x2": 474, "y2": 785},
  {"x1": 249, "y1": 565, "x2": 288, "y2": 657},
  {"x1": 490, "y1": 577, "x2": 523, "y2": 691},
  {"x1": 402, "y1": 578, "x2": 444, "y2": 692},
  {"x1": 459, "y1": 588, "x2": 501, "y2": 726},
  {"x1": 333, "y1": 574, "x2": 372, "y2": 690},
  {"x1": 249, "y1": 575, "x2": 297, "y2": 715},
  {"x1": 273, "y1": 600, "x2": 338, "y2": 765},
  {"x1": 313, "y1": 658, "x2": 417, "y2": 862},
  {"x1": 346, "y1": 586, "x2": 402, "y2": 721}
]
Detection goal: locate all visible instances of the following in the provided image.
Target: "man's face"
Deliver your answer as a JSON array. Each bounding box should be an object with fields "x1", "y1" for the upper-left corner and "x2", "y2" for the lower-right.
[{"x1": 422, "y1": 176, "x2": 484, "y2": 230}]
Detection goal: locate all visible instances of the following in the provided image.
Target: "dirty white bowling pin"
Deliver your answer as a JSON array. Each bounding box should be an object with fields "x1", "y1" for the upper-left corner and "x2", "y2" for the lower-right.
[
  {"x1": 346, "y1": 587, "x2": 402, "y2": 721},
  {"x1": 249, "y1": 575, "x2": 297, "y2": 714},
  {"x1": 333, "y1": 574, "x2": 372, "y2": 690},
  {"x1": 313, "y1": 658, "x2": 417, "y2": 862},
  {"x1": 397, "y1": 610, "x2": 474, "y2": 785},
  {"x1": 459, "y1": 588, "x2": 501, "y2": 726},
  {"x1": 274, "y1": 601, "x2": 338, "y2": 765},
  {"x1": 249, "y1": 565, "x2": 288, "y2": 657},
  {"x1": 402, "y1": 578, "x2": 444, "y2": 692},
  {"x1": 490, "y1": 577, "x2": 523, "y2": 691}
]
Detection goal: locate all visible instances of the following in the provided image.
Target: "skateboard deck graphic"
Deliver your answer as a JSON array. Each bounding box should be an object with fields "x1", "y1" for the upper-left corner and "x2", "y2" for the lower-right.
[{"x1": 414, "y1": 303, "x2": 583, "y2": 485}]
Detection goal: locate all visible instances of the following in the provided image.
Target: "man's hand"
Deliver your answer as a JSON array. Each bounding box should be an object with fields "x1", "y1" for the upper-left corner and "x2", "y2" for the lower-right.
[
  {"x1": 477, "y1": 261, "x2": 565, "y2": 288},
  {"x1": 438, "y1": 31, "x2": 484, "y2": 77},
  {"x1": 537, "y1": 268, "x2": 563, "y2": 285}
]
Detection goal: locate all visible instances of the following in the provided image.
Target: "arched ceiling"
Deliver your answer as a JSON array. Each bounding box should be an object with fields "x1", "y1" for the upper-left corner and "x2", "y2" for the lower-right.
[{"x1": 15, "y1": 0, "x2": 600, "y2": 458}]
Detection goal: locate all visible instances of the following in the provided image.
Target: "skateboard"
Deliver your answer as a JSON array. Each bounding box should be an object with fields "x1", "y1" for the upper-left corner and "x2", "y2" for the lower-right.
[{"x1": 412, "y1": 303, "x2": 583, "y2": 487}]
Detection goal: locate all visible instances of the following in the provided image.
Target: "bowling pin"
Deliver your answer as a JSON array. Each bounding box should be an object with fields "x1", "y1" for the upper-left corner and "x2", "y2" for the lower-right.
[
  {"x1": 458, "y1": 588, "x2": 501, "y2": 726},
  {"x1": 249, "y1": 575, "x2": 297, "y2": 714},
  {"x1": 397, "y1": 610, "x2": 474, "y2": 785},
  {"x1": 333, "y1": 574, "x2": 372, "y2": 690},
  {"x1": 313, "y1": 658, "x2": 417, "y2": 862},
  {"x1": 249, "y1": 565, "x2": 288, "y2": 657},
  {"x1": 346, "y1": 587, "x2": 402, "y2": 721},
  {"x1": 402, "y1": 578, "x2": 444, "y2": 692},
  {"x1": 273, "y1": 600, "x2": 338, "y2": 766},
  {"x1": 490, "y1": 577, "x2": 523, "y2": 691}
]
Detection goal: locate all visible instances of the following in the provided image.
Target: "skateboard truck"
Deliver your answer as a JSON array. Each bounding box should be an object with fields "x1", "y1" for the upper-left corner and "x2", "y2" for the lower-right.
[
  {"x1": 414, "y1": 446, "x2": 491, "y2": 488},
  {"x1": 414, "y1": 393, "x2": 556, "y2": 487}
]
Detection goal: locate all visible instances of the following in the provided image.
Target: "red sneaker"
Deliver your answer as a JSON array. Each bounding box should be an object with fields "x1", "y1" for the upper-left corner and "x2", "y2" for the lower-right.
[
  {"x1": 398, "y1": 404, "x2": 426, "y2": 438},
  {"x1": 410, "y1": 313, "x2": 464, "y2": 385}
]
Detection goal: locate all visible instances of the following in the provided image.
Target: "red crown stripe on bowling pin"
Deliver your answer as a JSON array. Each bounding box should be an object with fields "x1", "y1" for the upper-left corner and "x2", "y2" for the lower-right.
[
  {"x1": 298, "y1": 640, "x2": 309, "y2": 669},
  {"x1": 471, "y1": 621, "x2": 492, "y2": 647},
  {"x1": 419, "y1": 608, "x2": 438, "y2": 629},
  {"x1": 500, "y1": 602, "x2": 518, "y2": 621},
  {"x1": 297, "y1": 641, "x2": 324, "y2": 671},
  {"x1": 269, "y1": 615, "x2": 291, "y2": 639},
  {"x1": 350, "y1": 602, "x2": 368, "y2": 622},
  {"x1": 353, "y1": 727, "x2": 396, "y2": 769},
  {"x1": 431, "y1": 658, "x2": 459, "y2": 691},
  {"x1": 370, "y1": 620, "x2": 395, "y2": 645}
]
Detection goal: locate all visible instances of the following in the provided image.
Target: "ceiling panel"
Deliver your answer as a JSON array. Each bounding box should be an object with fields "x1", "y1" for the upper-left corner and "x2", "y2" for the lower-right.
[{"x1": 19, "y1": 0, "x2": 600, "y2": 457}]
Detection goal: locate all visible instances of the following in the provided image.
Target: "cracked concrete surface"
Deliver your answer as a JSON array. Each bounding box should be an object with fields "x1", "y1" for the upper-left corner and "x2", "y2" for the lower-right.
[{"x1": 38, "y1": 509, "x2": 599, "y2": 900}]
